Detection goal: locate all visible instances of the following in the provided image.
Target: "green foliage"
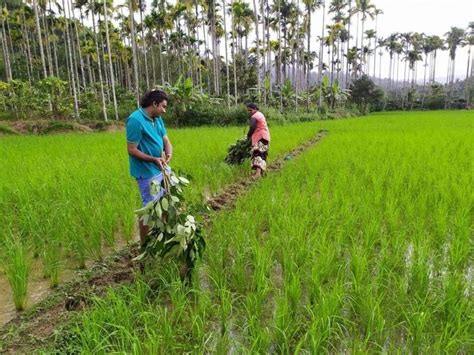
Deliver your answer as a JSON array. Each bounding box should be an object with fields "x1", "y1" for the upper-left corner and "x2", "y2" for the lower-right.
[
  {"x1": 280, "y1": 79, "x2": 297, "y2": 109},
  {"x1": 227, "y1": 53, "x2": 258, "y2": 99},
  {"x1": 177, "y1": 104, "x2": 248, "y2": 126},
  {"x1": 224, "y1": 137, "x2": 252, "y2": 165},
  {"x1": 134, "y1": 170, "x2": 206, "y2": 271},
  {"x1": 159, "y1": 76, "x2": 218, "y2": 126},
  {"x1": 319, "y1": 76, "x2": 351, "y2": 109},
  {"x1": 426, "y1": 84, "x2": 446, "y2": 110},
  {"x1": 349, "y1": 75, "x2": 385, "y2": 115},
  {"x1": 0, "y1": 78, "x2": 135, "y2": 121},
  {"x1": 2, "y1": 235, "x2": 30, "y2": 311},
  {"x1": 36, "y1": 77, "x2": 72, "y2": 119}
]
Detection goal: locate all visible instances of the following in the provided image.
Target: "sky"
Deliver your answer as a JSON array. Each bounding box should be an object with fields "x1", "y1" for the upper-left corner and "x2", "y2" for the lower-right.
[{"x1": 374, "y1": 0, "x2": 473, "y2": 81}]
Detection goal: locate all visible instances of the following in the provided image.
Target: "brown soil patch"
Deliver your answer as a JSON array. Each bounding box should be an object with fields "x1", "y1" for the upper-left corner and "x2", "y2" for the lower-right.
[{"x1": 0, "y1": 247, "x2": 138, "y2": 353}]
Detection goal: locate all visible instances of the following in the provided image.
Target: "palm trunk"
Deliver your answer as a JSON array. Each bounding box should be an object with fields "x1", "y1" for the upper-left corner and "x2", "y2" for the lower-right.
[
  {"x1": 103, "y1": 0, "x2": 119, "y2": 120},
  {"x1": 360, "y1": 18, "x2": 365, "y2": 74},
  {"x1": 222, "y1": 0, "x2": 231, "y2": 108},
  {"x1": 306, "y1": 5, "x2": 311, "y2": 112},
  {"x1": 466, "y1": 45, "x2": 472, "y2": 105},
  {"x1": 71, "y1": 5, "x2": 86, "y2": 87},
  {"x1": 277, "y1": 0, "x2": 282, "y2": 110},
  {"x1": 52, "y1": 36, "x2": 59, "y2": 79},
  {"x1": 62, "y1": 0, "x2": 79, "y2": 119},
  {"x1": 194, "y1": 3, "x2": 203, "y2": 93},
  {"x1": 139, "y1": 4, "x2": 150, "y2": 89},
  {"x1": 378, "y1": 52, "x2": 382, "y2": 86},
  {"x1": 67, "y1": 2, "x2": 81, "y2": 94},
  {"x1": 432, "y1": 50, "x2": 438, "y2": 83},
  {"x1": 318, "y1": 1, "x2": 326, "y2": 107},
  {"x1": 150, "y1": 30, "x2": 156, "y2": 86},
  {"x1": 157, "y1": 30, "x2": 165, "y2": 85},
  {"x1": 212, "y1": 5, "x2": 220, "y2": 95},
  {"x1": 4, "y1": 16, "x2": 14, "y2": 73},
  {"x1": 231, "y1": 0, "x2": 238, "y2": 104},
  {"x1": 41, "y1": 7, "x2": 54, "y2": 77},
  {"x1": 445, "y1": 58, "x2": 451, "y2": 109},
  {"x1": 252, "y1": 0, "x2": 261, "y2": 103},
  {"x1": 20, "y1": 10, "x2": 34, "y2": 82},
  {"x1": 129, "y1": 0, "x2": 140, "y2": 105},
  {"x1": 91, "y1": 0, "x2": 108, "y2": 121},
  {"x1": 388, "y1": 55, "x2": 392, "y2": 90},
  {"x1": 0, "y1": 20, "x2": 12, "y2": 81},
  {"x1": 465, "y1": 46, "x2": 471, "y2": 80},
  {"x1": 373, "y1": 15, "x2": 378, "y2": 79},
  {"x1": 265, "y1": 0, "x2": 271, "y2": 86},
  {"x1": 260, "y1": 0, "x2": 266, "y2": 88},
  {"x1": 79, "y1": 8, "x2": 93, "y2": 86},
  {"x1": 345, "y1": 0, "x2": 352, "y2": 87},
  {"x1": 33, "y1": 0, "x2": 48, "y2": 79},
  {"x1": 201, "y1": 18, "x2": 211, "y2": 91}
]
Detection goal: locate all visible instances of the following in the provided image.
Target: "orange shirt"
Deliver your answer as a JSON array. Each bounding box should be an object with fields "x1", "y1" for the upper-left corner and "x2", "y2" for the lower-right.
[{"x1": 251, "y1": 111, "x2": 271, "y2": 145}]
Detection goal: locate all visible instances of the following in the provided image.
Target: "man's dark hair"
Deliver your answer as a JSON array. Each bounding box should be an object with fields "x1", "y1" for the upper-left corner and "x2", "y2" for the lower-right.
[
  {"x1": 246, "y1": 103, "x2": 259, "y2": 110},
  {"x1": 140, "y1": 90, "x2": 168, "y2": 108}
]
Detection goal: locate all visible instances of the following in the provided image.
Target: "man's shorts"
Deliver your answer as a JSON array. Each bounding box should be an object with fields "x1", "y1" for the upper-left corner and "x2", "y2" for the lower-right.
[{"x1": 136, "y1": 173, "x2": 165, "y2": 206}]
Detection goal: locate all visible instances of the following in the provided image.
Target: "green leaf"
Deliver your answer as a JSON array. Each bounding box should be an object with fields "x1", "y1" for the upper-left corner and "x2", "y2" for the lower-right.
[
  {"x1": 154, "y1": 203, "x2": 162, "y2": 218},
  {"x1": 170, "y1": 175, "x2": 180, "y2": 185},
  {"x1": 132, "y1": 252, "x2": 147, "y2": 261},
  {"x1": 135, "y1": 204, "x2": 151, "y2": 216},
  {"x1": 161, "y1": 198, "x2": 169, "y2": 211},
  {"x1": 178, "y1": 176, "x2": 190, "y2": 184}
]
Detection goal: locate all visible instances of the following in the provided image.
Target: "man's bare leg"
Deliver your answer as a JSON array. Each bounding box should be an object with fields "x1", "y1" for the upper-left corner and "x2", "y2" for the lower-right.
[
  {"x1": 139, "y1": 219, "x2": 148, "y2": 247},
  {"x1": 253, "y1": 168, "x2": 262, "y2": 177}
]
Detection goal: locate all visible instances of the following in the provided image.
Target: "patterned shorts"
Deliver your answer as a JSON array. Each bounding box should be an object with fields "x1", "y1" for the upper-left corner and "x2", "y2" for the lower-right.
[
  {"x1": 136, "y1": 167, "x2": 171, "y2": 206},
  {"x1": 251, "y1": 139, "x2": 269, "y2": 171}
]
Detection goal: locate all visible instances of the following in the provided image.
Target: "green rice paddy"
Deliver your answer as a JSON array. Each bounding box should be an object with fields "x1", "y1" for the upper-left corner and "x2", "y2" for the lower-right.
[{"x1": 1, "y1": 111, "x2": 472, "y2": 352}]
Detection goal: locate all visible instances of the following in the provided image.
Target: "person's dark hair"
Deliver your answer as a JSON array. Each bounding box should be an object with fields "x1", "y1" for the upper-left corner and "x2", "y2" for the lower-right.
[
  {"x1": 246, "y1": 103, "x2": 259, "y2": 111},
  {"x1": 140, "y1": 90, "x2": 168, "y2": 108}
]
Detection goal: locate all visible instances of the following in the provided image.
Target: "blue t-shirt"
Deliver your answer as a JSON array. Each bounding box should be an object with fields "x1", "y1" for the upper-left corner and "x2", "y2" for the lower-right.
[{"x1": 126, "y1": 107, "x2": 167, "y2": 178}]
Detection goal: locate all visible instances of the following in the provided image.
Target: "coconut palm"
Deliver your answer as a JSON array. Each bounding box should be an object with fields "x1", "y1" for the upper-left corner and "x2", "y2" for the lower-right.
[
  {"x1": 31, "y1": 0, "x2": 48, "y2": 79},
  {"x1": 464, "y1": 22, "x2": 474, "y2": 80},
  {"x1": 445, "y1": 27, "x2": 465, "y2": 85},
  {"x1": 372, "y1": 8, "x2": 383, "y2": 79},
  {"x1": 304, "y1": 0, "x2": 322, "y2": 99},
  {"x1": 384, "y1": 33, "x2": 399, "y2": 90},
  {"x1": 428, "y1": 35, "x2": 444, "y2": 83},
  {"x1": 364, "y1": 28, "x2": 375, "y2": 75},
  {"x1": 352, "y1": 0, "x2": 376, "y2": 72}
]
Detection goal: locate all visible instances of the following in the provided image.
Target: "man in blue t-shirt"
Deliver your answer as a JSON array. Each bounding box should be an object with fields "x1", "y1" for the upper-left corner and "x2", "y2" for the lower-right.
[{"x1": 126, "y1": 90, "x2": 173, "y2": 247}]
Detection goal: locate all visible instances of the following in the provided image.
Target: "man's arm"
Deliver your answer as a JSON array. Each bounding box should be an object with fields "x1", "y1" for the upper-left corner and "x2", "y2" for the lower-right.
[
  {"x1": 163, "y1": 135, "x2": 173, "y2": 164},
  {"x1": 127, "y1": 143, "x2": 165, "y2": 170}
]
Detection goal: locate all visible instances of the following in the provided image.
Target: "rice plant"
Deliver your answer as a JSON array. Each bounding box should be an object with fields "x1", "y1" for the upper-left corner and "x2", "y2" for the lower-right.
[{"x1": 2, "y1": 234, "x2": 30, "y2": 311}]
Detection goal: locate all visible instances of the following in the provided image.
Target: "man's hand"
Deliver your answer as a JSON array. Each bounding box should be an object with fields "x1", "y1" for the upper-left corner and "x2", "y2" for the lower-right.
[
  {"x1": 153, "y1": 157, "x2": 165, "y2": 170},
  {"x1": 165, "y1": 154, "x2": 172, "y2": 165}
]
